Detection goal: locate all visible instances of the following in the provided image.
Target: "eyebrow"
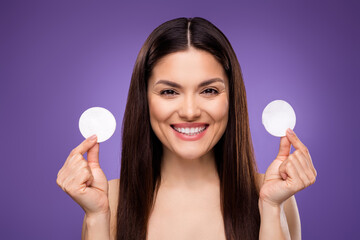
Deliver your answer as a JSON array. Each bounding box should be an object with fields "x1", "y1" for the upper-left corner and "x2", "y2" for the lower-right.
[{"x1": 153, "y1": 78, "x2": 225, "y2": 88}]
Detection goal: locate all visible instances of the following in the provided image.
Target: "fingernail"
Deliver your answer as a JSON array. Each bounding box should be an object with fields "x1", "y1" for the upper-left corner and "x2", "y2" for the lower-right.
[
  {"x1": 88, "y1": 134, "x2": 97, "y2": 141},
  {"x1": 281, "y1": 172, "x2": 288, "y2": 180},
  {"x1": 287, "y1": 128, "x2": 295, "y2": 135}
]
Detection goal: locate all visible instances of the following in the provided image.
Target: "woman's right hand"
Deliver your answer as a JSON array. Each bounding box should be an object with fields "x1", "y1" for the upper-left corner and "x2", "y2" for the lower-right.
[{"x1": 56, "y1": 135, "x2": 110, "y2": 216}]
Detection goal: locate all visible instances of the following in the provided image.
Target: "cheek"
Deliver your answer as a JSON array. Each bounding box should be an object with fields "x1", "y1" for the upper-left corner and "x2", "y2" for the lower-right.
[
  {"x1": 203, "y1": 96, "x2": 229, "y2": 123},
  {"x1": 148, "y1": 97, "x2": 174, "y2": 124}
]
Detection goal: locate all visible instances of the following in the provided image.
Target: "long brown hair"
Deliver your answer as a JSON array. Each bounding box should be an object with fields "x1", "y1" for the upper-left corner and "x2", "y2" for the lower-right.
[{"x1": 116, "y1": 17, "x2": 260, "y2": 240}]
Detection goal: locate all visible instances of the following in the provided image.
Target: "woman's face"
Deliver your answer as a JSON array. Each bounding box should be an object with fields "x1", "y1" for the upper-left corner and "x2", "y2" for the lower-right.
[{"x1": 147, "y1": 47, "x2": 229, "y2": 160}]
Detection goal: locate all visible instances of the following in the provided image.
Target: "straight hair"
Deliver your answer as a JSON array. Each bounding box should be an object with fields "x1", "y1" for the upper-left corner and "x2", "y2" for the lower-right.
[{"x1": 116, "y1": 17, "x2": 261, "y2": 240}]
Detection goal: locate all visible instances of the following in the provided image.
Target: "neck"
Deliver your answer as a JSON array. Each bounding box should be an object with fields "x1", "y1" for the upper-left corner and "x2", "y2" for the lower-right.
[{"x1": 160, "y1": 146, "x2": 220, "y2": 190}]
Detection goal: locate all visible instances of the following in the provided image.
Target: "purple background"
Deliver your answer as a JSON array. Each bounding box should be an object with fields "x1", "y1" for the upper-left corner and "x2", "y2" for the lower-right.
[{"x1": 1, "y1": 0, "x2": 359, "y2": 239}]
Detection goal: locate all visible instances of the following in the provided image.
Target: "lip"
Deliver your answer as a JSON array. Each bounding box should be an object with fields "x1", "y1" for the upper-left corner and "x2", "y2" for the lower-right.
[
  {"x1": 171, "y1": 122, "x2": 209, "y2": 128},
  {"x1": 171, "y1": 124, "x2": 209, "y2": 141}
]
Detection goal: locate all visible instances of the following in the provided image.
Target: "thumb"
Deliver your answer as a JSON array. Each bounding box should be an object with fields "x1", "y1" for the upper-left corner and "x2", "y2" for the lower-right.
[
  {"x1": 87, "y1": 142, "x2": 100, "y2": 169},
  {"x1": 276, "y1": 135, "x2": 291, "y2": 160}
]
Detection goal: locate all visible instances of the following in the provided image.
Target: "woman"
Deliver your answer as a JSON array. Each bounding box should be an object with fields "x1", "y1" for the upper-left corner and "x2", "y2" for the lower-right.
[{"x1": 56, "y1": 17, "x2": 317, "y2": 240}]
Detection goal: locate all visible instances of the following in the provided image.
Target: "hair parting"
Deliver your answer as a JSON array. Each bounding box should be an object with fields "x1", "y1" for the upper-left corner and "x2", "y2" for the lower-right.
[{"x1": 116, "y1": 17, "x2": 260, "y2": 240}]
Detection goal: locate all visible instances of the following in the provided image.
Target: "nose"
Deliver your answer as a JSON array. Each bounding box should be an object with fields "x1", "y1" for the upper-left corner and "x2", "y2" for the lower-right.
[{"x1": 178, "y1": 94, "x2": 201, "y2": 120}]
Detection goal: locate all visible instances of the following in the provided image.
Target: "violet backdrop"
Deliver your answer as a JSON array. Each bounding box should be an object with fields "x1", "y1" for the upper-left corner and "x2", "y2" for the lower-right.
[{"x1": 1, "y1": 0, "x2": 359, "y2": 239}]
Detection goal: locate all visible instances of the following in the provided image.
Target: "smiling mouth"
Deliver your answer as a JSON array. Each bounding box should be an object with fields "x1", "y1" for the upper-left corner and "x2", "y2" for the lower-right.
[{"x1": 170, "y1": 124, "x2": 209, "y2": 136}]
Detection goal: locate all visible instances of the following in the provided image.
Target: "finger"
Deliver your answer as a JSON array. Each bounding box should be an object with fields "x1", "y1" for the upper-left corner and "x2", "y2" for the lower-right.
[
  {"x1": 304, "y1": 148, "x2": 317, "y2": 177},
  {"x1": 286, "y1": 128, "x2": 307, "y2": 152},
  {"x1": 87, "y1": 143, "x2": 100, "y2": 169},
  {"x1": 279, "y1": 158, "x2": 305, "y2": 194},
  {"x1": 85, "y1": 173, "x2": 94, "y2": 187},
  {"x1": 279, "y1": 156, "x2": 300, "y2": 183},
  {"x1": 294, "y1": 150, "x2": 316, "y2": 180},
  {"x1": 66, "y1": 152, "x2": 84, "y2": 166},
  {"x1": 276, "y1": 136, "x2": 291, "y2": 160},
  {"x1": 286, "y1": 129, "x2": 317, "y2": 177},
  {"x1": 75, "y1": 166, "x2": 93, "y2": 187},
  {"x1": 62, "y1": 173, "x2": 76, "y2": 193},
  {"x1": 287, "y1": 154, "x2": 311, "y2": 188},
  {"x1": 71, "y1": 135, "x2": 98, "y2": 156}
]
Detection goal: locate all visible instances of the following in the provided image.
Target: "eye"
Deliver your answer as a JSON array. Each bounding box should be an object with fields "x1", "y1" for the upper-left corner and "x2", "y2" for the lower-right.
[
  {"x1": 160, "y1": 89, "x2": 178, "y2": 96},
  {"x1": 202, "y1": 88, "x2": 219, "y2": 95}
]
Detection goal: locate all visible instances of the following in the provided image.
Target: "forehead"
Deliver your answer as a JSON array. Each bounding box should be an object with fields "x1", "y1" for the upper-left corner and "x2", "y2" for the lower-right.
[{"x1": 149, "y1": 48, "x2": 228, "y2": 86}]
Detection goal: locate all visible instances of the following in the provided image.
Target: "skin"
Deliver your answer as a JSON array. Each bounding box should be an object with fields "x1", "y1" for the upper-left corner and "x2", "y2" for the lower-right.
[
  {"x1": 146, "y1": 47, "x2": 230, "y2": 239},
  {"x1": 258, "y1": 128, "x2": 316, "y2": 240},
  {"x1": 145, "y1": 47, "x2": 316, "y2": 239},
  {"x1": 147, "y1": 46, "x2": 229, "y2": 189},
  {"x1": 57, "y1": 47, "x2": 316, "y2": 240},
  {"x1": 57, "y1": 135, "x2": 111, "y2": 240}
]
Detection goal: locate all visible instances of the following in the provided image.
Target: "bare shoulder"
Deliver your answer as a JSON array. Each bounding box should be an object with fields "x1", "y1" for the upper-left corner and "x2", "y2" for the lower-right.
[
  {"x1": 108, "y1": 178, "x2": 120, "y2": 202},
  {"x1": 255, "y1": 172, "x2": 265, "y2": 190},
  {"x1": 108, "y1": 178, "x2": 120, "y2": 240},
  {"x1": 256, "y1": 172, "x2": 301, "y2": 240}
]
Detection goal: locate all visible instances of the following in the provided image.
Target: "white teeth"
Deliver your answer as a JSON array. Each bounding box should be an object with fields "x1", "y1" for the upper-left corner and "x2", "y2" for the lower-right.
[{"x1": 172, "y1": 126, "x2": 207, "y2": 135}]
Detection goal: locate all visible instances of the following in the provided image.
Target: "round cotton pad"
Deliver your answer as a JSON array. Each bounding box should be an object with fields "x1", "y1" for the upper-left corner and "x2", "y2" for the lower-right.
[
  {"x1": 79, "y1": 107, "x2": 116, "y2": 143},
  {"x1": 262, "y1": 100, "x2": 296, "y2": 137}
]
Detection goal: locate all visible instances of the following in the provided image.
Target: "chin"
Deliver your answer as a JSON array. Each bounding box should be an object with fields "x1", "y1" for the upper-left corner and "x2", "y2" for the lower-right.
[{"x1": 173, "y1": 149, "x2": 207, "y2": 160}]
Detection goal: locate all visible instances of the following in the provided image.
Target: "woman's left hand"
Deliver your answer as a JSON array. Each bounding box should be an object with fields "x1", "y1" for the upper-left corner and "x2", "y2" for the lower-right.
[{"x1": 259, "y1": 128, "x2": 317, "y2": 206}]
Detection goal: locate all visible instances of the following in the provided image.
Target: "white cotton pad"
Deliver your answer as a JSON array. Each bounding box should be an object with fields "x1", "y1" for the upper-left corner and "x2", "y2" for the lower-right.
[
  {"x1": 262, "y1": 100, "x2": 296, "y2": 137},
  {"x1": 79, "y1": 107, "x2": 116, "y2": 143}
]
